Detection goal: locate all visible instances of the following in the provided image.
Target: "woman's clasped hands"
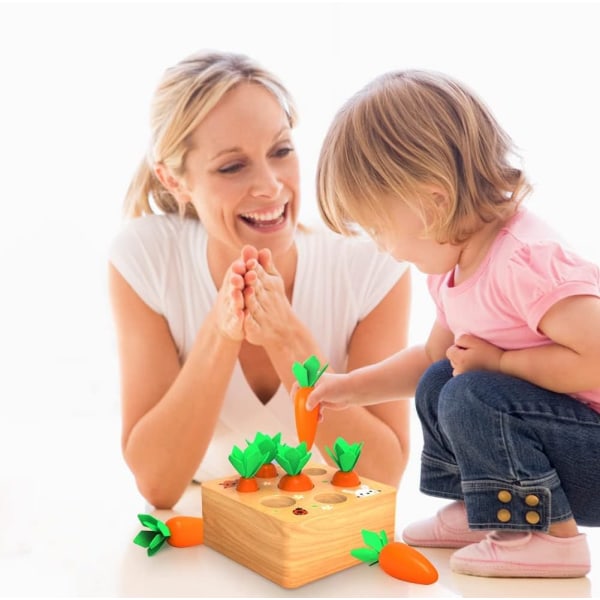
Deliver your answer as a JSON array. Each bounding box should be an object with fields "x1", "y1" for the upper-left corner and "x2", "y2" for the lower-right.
[{"x1": 216, "y1": 244, "x2": 292, "y2": 346}]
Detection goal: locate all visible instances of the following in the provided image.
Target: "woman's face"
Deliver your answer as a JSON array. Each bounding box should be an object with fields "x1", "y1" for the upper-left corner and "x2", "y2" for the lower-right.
[{"x1": 182, "y1": 82, "x2": 300, "y2": 258}]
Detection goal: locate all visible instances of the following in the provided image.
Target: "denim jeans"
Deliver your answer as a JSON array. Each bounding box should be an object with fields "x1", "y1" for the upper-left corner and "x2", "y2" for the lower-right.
[{"x1": 415, "y1": 359, "x2": 600, "y2": 531}]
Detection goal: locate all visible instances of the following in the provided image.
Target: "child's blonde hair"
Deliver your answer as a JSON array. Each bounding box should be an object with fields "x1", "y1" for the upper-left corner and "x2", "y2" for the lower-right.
[
  {"x1": 124, "y1": 50, "x2": 298, "y2": 219},
  {"x1": 317, "y1": 69, "x2": 531, "y2": 244}
]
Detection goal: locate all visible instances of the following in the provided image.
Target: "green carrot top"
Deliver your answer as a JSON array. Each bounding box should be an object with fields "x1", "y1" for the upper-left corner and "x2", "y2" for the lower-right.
[
  {"x1": 292, "y1": 355, "x2": 328, "y2": 388},
  {"x1": 275, "y1": 441, "x2": 312, "y2": 475},
  {"x1": 325, "y1": 437, "x2": 364, "y2": 473},
  {"x1": 246, "y1": 431, "x2": 281, "y2": 464},
  {"x1": 228, "y1": 442, "x2": 268, "y2": 478},
  {"x1": 350, "y1": 529, "x2": 389, "y2": 565}
]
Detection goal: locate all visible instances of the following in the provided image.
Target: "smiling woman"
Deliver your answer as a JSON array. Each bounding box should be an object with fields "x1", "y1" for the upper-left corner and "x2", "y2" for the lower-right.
[
  {"x1": 165, "y1": 82, "x2": 300, "y2": 260},
  {"x1": 107, "y1": 49, "x2": 413, "y2": 509}
]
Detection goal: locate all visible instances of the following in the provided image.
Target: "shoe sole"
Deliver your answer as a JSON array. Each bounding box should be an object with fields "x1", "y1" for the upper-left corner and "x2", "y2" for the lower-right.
[
  {"x1": 403, "y1": 538, "x2": 470, "y2": 549},
  {"x1": 451, "y1": 558, "x2": 591, "y2": 578},
  {"x1": 403, "y1": 533, "x2": 488, "y2": 549}
]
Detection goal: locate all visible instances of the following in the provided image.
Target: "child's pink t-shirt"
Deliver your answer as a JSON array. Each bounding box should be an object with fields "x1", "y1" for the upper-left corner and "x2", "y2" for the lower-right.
[{"x1": 427, "y1": 209, "x2": 600, "y2": 413}]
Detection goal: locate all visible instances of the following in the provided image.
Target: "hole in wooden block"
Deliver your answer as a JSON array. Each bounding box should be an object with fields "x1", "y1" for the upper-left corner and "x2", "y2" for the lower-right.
[
  {"x1": 313, "y1": 493, "x2": 347, "y2": 504},
  {"x1": 260, "y1": 495, "x2": 297, "y2": 508},
  {"x1": 303, "y1": 467, "x2": 327, "y2": 476}
]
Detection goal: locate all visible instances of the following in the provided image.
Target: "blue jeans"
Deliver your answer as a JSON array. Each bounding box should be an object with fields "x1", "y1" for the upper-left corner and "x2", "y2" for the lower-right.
[{"x1": 415, "y1": 360, "x2": 600, "y2": 531}]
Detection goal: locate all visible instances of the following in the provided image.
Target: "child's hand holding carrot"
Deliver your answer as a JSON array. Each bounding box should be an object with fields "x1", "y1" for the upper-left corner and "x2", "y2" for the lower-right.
[
  {"x1": 291, "y1": 355, "x2": 328, "y2": 449},
  {"x1": 304, "y1": 371, "x2": 367, "y2": 412}
]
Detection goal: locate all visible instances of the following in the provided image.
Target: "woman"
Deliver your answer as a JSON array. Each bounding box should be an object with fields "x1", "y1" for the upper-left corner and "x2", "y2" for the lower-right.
[{"x1": 108, "y1": 50, "x2": 411, "y2": 508}]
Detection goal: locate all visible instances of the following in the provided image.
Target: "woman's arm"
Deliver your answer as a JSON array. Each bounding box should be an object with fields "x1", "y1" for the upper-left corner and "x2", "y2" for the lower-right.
[
  {"x1": 109, "y1": 263, "x2": 244, "y2": 509},
  {"x1": 242, "y1": 248, "x2": 328, "y2": 390}
]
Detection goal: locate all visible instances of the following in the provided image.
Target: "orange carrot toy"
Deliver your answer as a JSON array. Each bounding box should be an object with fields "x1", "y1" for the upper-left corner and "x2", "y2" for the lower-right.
[
  {"x1": 134, "y1": 513, "x2": 204, "y2": 556},
  {"x1": 292, "y1": 355, "x2": 328, "y2": 450},
  {"x1": 351, "y1": 529, "x2": 438, "y2": 585}
]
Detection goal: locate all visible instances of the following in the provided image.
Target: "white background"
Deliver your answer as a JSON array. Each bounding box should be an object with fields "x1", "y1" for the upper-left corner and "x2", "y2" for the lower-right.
[{"x1": 1, "y1": 1, "x2": 599, "y2": 422}]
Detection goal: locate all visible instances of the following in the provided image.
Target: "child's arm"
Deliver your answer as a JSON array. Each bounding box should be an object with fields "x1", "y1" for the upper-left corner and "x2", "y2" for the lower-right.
[
  {"x1": 504, "y1": 295, "x2": 600, "y2": 392},
  {"x1": 306, "y1": 321, "x2": 454, "y2": 410},
  {"x1": 451, "y1": 295, "x2": 600, "y2": 393}
]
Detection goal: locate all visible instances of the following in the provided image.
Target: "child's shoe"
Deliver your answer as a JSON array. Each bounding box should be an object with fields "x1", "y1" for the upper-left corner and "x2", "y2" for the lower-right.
[
  {"x1": 450, "y1": 530, "x2": 591, "y2": 578},
  {"x1": 402, "y1": 500, "x2": 489, "y2": 548}
]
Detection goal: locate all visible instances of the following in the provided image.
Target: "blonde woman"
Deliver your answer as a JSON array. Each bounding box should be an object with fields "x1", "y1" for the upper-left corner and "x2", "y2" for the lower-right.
[
  {"x1": 108, "y1": 50, "x2": 411, "y2": 509},
  {"x1": 308, "y1": 69, "x2": 600, "y2": 577}
]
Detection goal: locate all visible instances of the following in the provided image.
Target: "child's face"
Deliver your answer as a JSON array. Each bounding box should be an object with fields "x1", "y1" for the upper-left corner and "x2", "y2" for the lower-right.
[
  {"x1": 373, "y1": 196, "x2": 461, "y2": 275},
  {"x1": 181, "y1": 83, "x2": 300, "y2": 258}
]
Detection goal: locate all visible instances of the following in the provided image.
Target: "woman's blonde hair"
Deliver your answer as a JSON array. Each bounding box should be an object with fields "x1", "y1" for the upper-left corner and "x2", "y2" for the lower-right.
[
  {"x1": 317, "y1": 69, "x2": 531, "y2": 244},
  {"x1": 124, "y1": 50, "x2": 298, "y2": 219}
]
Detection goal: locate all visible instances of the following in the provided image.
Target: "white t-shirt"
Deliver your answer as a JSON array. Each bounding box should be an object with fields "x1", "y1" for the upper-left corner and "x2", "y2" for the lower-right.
[{"x1": 109, "y1": 214, "x2": 408, "y2": 481}]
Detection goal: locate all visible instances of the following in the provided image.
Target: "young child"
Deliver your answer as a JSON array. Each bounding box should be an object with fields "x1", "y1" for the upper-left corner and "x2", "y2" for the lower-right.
[{"x1": 308, "y1": 69, "x2": 600, "y2": 578}]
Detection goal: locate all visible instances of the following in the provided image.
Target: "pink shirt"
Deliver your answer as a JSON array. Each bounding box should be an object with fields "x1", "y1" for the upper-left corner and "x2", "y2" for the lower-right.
[{"x1": 428, "y1": 209, "x2": 600, "y2": 412}]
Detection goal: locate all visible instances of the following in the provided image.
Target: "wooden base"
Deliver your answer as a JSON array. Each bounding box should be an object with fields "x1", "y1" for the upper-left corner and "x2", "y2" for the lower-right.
[{"x1": 201, "y1": 462, "x2": 396, "y2": 588}]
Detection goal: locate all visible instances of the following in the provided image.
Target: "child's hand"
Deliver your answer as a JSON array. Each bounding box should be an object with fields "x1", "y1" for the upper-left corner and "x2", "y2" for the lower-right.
[
  {"x1": 447, "y1": 334, "x2": 503, "y2": 375},
  {"x1": 290, "y1": 381, "x2": 325, "y2": 422},
  {"x1": 304, "y1": 372, "x2": 357, "y2": 411}
]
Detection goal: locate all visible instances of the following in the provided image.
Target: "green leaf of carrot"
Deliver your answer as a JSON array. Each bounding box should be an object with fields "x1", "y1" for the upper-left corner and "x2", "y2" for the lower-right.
[
  {"x1": 312, "y1": 362, "x2": 329, "y2": 386},
  {"x1": 147, "y1": 534, "x2": 168, "y2": 557},
  {"x1": 380, "y1": 530, "x2": 389, "y2": 546},
  {"x1": 228, "y1": 444, "x2": 268, "y2": 477},
  {"x1": 361, "y1": 528, "x2": 385, "y2": 552},
  {"x1": 245, "y1": 445, "x2": 269, "y2": 476},
  {"x1": 350, "y1": 547, "x2": 380, "y2": 564},
  {"x1": 228, "y1": 446, "x2": 245, "y2": 475},
  {"x1": 303, "y1": 355, "x2": 320, "y2": 385},
  {"x1": 133, "y1": 530, "x2": 156, "y2": 548},
  {"x1": 247, "y1": 432, "x2": 281, "y2": 463},
  {"x1": 292, "y1": 361, "x2": 309, "y2": 387},
  {"x1": 339, "y1": 452, "x2": 357, "y2": 472},
  {"x1": 325, "y1": 445, "x2": 341, "y2": 469},
  {"x1": 137, "y1": 513, "x2": 160, "y2": 531},
  {"x1": 276, "y1": 442, "x2": 312, "y2": 475},
  {"x1": 293, "y1": 355, "x2": 329, "y2": 387},
  {"x1": 333, "y1": 437, "x2": 350, "y2": 455}
]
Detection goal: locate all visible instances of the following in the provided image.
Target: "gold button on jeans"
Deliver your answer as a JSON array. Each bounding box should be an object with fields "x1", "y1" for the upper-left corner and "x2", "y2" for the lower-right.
[
  {"x1": 497, "y1": 490, "x2": 512, "y2": 503},
  {"x1": 497, "y1": 508, "x2": 512, "y2": 522},
  {"x1": 525, "y1": 494, "x2": 540, "y2": 507}
]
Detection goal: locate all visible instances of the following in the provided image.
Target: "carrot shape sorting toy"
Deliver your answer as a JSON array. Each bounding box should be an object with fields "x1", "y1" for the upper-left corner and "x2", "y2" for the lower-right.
[
  {"x1": 247, "y1": 432, "x2": 281, "y2": 478},
  {"x1": 292, "y1": 355, "x2": 328, "y2": 450},
  {"x1": 133, "y1": 513, "x2": 204, "y2": 556},
  {"x1": 276, "y1": 441, "x2": 314, "y2": 492},
  {"x1": 351, "y1": 529, "x2": 438, "y2": 585},
  {"x1": 325, "y1": 437, "x2": 363, "y2": 487},
  {"x1": 228, "y1": 442, "x2": 269, "y2": 492}
]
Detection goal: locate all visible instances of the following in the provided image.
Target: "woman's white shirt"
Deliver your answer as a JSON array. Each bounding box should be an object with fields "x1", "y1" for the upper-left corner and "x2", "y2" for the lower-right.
[{"x1": 109, "y1": 214, "x2": 408, "y2": 481}]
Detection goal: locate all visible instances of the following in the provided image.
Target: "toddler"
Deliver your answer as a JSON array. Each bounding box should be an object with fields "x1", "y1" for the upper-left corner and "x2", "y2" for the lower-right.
[{"x1": 308, "y1": 69, "x2": 600, "y2": 578}]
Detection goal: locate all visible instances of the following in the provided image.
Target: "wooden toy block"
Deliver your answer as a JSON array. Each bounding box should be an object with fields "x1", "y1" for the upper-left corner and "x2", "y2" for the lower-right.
[{"x1": 201, "y1": 462, "x2": 396, "y2": 589}]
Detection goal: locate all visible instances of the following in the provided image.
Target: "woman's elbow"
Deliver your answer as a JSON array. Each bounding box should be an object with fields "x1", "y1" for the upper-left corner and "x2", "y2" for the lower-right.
[
  {"x1": 123, "y1": 448, "x2": 186, "y2": 509},
  {"x1": 135, "y1": 476, "x2": 184, "y2": 510}
]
